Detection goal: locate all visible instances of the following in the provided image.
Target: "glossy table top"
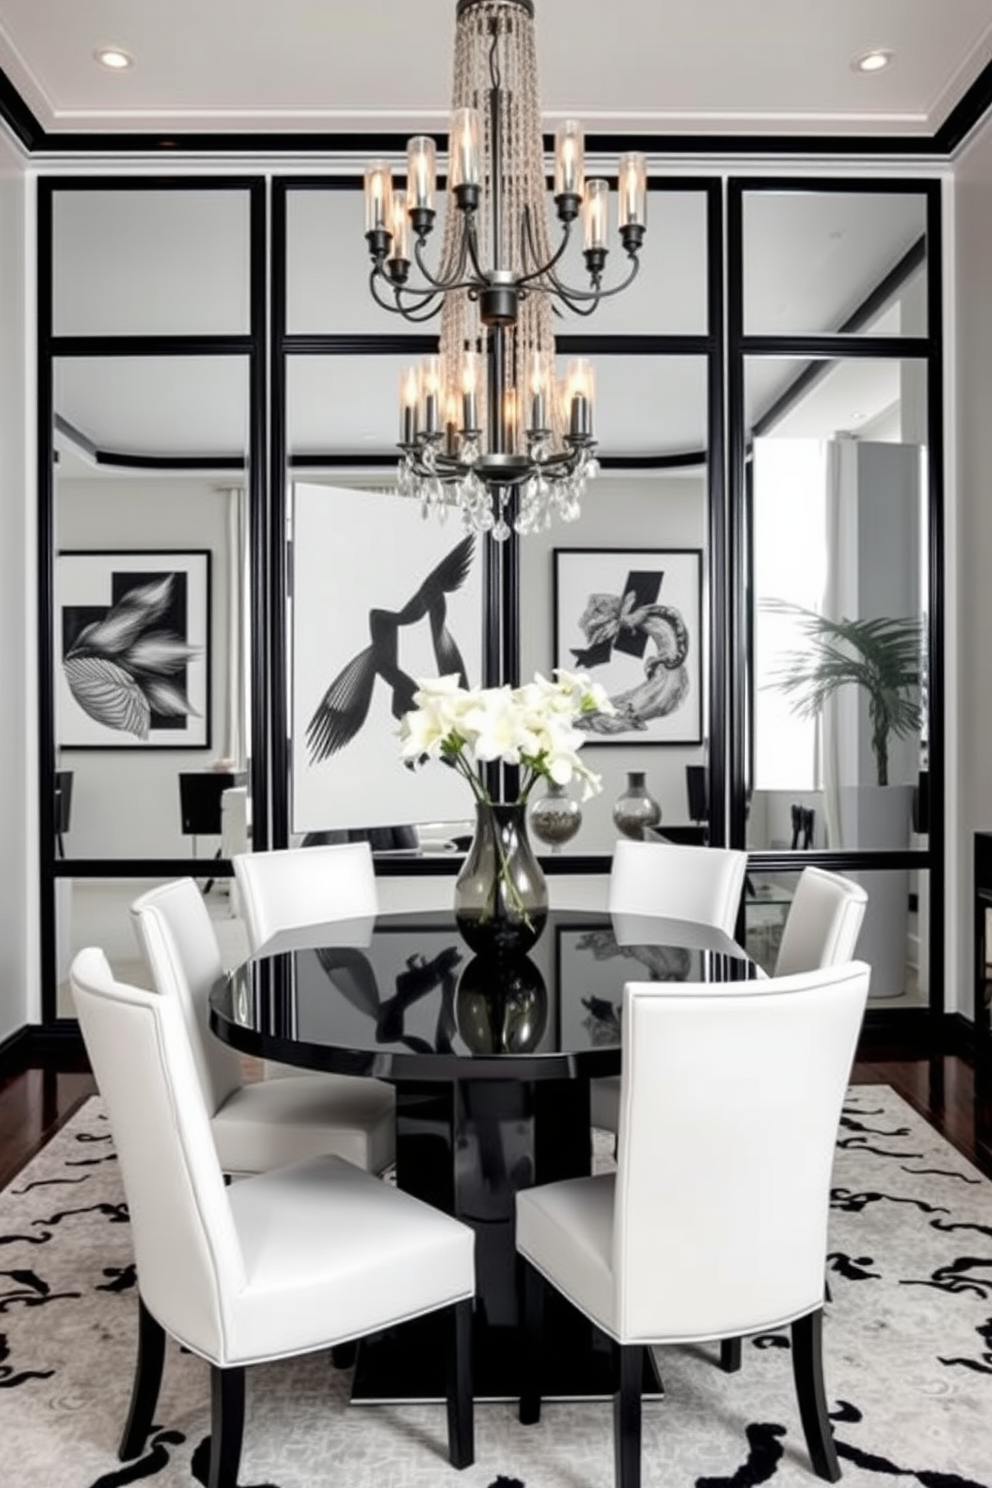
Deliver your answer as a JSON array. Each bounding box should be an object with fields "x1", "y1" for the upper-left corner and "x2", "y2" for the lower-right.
[{"x1": 211, "y1": 906, "x2": 756, "y2": 1082}]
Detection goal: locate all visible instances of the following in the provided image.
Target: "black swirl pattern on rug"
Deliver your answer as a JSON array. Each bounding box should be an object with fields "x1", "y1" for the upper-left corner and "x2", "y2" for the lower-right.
[{"x1": 830, "y1": 1401, "x2": 992, "y2": 1488}]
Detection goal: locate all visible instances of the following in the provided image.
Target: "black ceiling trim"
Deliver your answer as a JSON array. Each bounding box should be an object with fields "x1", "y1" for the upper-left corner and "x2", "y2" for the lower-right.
[{"x1": 3, "y1": 53, "x2": 992, "y2": 160}]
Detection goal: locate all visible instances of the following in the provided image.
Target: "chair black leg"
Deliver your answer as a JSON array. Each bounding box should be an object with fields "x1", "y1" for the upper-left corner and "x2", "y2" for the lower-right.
[
  {"x1": 208, "y1": 1365, "x2": 246, "y2": 1488},
  {"x1": 614, "y1": 1343, "x2": 643, "y2": 1488},
  {"x1": 446, "y1": 1298, "x2": 475, "y2": 1469},
  {"x1": 720, "y1": 1337, "x2": 742, "y2": 1372},
  {"x1": 791, "y1": 1309, "x2": 840, "y2": 1482},
  {"x1": 119, "y1": 1296, "x2": 166, "y2": 1460},
  {"x1": 519, "y1": 1259, "x2": 544, "y2": 1425}
]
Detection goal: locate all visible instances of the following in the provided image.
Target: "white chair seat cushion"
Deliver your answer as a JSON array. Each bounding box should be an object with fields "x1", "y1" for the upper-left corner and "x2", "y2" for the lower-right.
[
  {"x1": 223, "y1": 1155, "x2": 475, "y2": 1365},
  {"x1": 516, "y1": 1173, "x2": 617, "y2": 1340},
  {"x1": 590, "y1": 1074, "x2": 620, "y2": 1134},
  {"x1": 211, "y1": 1072, "x2": 395, "y2": 1176}
]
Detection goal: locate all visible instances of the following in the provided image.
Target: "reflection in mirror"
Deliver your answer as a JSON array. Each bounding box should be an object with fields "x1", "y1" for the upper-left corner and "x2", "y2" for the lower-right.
[
  {"x1": 742, "y1": 190, "x2": 927, "y2": 337},
  {"x1": 745, "y1": 866, "x2": 928, "y2": 1005},
  {"x1": 53, "y1": 356, "x2": 252, "y2": 862},
  {"x1": 53, "y1": 187, "x2": 252, "y2": 338},
  {"x1": 54, "y1": 876, "x2": 251, "y2": 1018},
  {"x1": 745, "y1": 356, "x2": 928, "y2": 859},
  {"x1": 519, "y1": 354, "x2": 710, "y2": 855}
]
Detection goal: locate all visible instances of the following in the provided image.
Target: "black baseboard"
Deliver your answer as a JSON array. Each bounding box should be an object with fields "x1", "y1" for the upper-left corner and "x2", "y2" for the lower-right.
[{"x1": 0, "y1": 1021, "x2": 90, "y2": 1078}]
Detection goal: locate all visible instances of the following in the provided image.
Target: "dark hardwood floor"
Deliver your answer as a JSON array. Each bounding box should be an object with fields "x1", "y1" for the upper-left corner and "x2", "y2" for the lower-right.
[{"x1": 2, "y1": 1049, "x2": 991, "y2": 1190}]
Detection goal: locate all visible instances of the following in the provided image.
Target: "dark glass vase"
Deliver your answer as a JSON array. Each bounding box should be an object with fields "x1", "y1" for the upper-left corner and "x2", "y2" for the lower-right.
[{"x1": 454, "y1": 802, "x2": 549, "y2": 955}]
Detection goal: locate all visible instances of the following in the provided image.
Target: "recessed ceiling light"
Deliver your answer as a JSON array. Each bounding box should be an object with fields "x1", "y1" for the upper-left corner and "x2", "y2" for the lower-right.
[
  {"x1": 93, "y1": 47, "x2": 134, "y2": 71},
  {"x1": 853, "y1": 49, "x2": 893, "y2": 75}
]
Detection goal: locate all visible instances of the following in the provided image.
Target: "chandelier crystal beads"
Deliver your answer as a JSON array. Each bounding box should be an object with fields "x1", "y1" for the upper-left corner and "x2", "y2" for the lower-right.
[{"x1": 364, "y1": 0, "x2": 647, "y2": 538}]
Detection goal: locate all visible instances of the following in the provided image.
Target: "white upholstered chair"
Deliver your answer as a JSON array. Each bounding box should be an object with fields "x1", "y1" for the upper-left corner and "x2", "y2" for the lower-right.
[
  {"x1": 517, "y1": 960, "x2": 871, "y2": 1488},
  {"x1": 607, "y1": 839, "x2": 748, "y2": 931},
  {"x1": 233, "y1": 841, "x2": 377, "y2": 954},
  {"x1": 70, "y1": 948, "x2": 474, "y2": 1486},
  {"x1": 130, "y1": 878, "x2": 395, "y2": 1175},
  {"x1": 774, "y1": 866, "x2": 868, "y2": 977},
  {"x1": 591, "y1": 840, "x2": 749, "y2": 1133}
]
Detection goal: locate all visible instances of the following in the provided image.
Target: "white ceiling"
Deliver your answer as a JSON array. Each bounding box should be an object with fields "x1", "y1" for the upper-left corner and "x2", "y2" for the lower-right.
[{"x1": 1, "y1": 0, "x2": 991, "y2": 143}]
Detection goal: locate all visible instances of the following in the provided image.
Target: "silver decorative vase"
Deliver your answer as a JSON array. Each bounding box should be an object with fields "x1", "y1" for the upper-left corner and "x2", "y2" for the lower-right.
[
  {"x1": 612, "y1": 770, "x2": 662, "y2": 840},
  {"x1": 529, "y1": 781, "x2": 582, "y2": 852}
]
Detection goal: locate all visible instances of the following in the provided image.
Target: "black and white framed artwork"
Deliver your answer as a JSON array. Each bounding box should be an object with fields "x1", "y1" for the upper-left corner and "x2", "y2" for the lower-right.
[
  {"x1": 291, "y1": 483, "x2": 483, "y2": 833},
  {"x1": 57, "y1": 550, "x2": 211, "y2": 749},
  {"x1": 553, "y1": 547, "x2": 703, "y2": 745}
]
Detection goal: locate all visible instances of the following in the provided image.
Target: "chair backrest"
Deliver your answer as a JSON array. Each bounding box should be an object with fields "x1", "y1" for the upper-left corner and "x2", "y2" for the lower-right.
[
  {"x1": 608, "y1": 839, "x2": 748, "y2": 935},
  {"x1": 130, "y1": 878, "x2": 242, "y2": 1115},
  {"x1": 774, "y1": 866, "x2": 868, "y2": 977},
  {"x1": 233, "y1": 841, "x2": 378, "y2": 952},
  {"x1": 613, "y1": 960, "x2": 870, "y2": 1342},
  {"x1": 69, "y1": 948, "x2": 244, "y2": 1358}
]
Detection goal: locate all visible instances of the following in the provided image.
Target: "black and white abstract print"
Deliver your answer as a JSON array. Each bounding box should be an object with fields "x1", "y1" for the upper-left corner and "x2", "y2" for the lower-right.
[
  {"x1": 553, "y1": 548, "x2": 703, "y2": 746},
  {"x1": 57, "y1": 550, "x2": 211, "y2": 749},
  {"x1": 2, "y1": 1087, "x2": 991, "y2": 1487}
]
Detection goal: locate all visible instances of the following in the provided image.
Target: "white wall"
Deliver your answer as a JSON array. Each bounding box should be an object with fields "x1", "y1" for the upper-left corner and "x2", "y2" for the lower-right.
[
  {"x1": 0, "y1": 141, "x2": 28, "y2": 1042},
  {"x1": 56, "y1": 476, "x2": 237, "y2": 858},
  {"x1": 519, "y1": 471, "x2": 708, "y2": 853},
  {"x1": 953, "y1": 128, "x2": 992, "y2": 1018}
]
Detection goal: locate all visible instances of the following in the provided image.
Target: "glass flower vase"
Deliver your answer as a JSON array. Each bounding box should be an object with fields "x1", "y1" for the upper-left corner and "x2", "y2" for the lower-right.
[
  {"x1": 529, "y1": 781, "x2": 582, "y2": 853},
  {"x1": 454, "y1": 802, "x2": 548, "y2": 955}
]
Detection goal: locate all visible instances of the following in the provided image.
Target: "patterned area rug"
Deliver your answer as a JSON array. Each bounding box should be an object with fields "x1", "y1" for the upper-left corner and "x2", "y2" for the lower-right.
[{"x1": 1, "y1": 1087, "x2": 991, "y2": 1488}]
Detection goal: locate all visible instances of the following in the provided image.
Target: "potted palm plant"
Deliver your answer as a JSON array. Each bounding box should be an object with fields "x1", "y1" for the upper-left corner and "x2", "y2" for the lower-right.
[{"x1": 762, "y1": 600, "x2": 924, "y2": 788}]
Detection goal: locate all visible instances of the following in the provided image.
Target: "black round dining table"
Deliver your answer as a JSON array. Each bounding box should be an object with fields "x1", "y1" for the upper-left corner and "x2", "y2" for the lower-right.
[{"x1": 210, "y1": 904, "x2": 755, "y2": 1402}]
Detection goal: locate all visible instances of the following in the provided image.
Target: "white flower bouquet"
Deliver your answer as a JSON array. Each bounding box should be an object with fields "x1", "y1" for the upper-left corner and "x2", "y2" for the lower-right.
[{"x1": 398, "y1": 668, "x2": 613, "y2": 804}]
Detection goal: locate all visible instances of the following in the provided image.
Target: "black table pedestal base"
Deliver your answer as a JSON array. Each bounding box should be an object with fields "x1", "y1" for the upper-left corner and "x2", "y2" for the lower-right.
[{"x1": 351, "y1": 1075, "x2": 660, "y2": 1402}]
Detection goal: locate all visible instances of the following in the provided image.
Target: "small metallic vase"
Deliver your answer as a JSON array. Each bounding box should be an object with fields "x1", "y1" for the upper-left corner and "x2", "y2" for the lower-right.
[{"x1": 612, "y1": 770, "x2": 662, "y2": 840}]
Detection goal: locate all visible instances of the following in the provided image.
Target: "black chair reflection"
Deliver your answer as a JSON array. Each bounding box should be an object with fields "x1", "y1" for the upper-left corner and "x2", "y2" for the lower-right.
[
  {"x1": 179, "y1": 771, "x2": 239, "y2": 892},
  {"x1": 55, "y1": 769, "x2": 74, "y2": 859}
]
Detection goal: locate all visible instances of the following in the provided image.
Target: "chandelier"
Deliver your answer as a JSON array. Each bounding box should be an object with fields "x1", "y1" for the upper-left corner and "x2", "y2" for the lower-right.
[{"x1": 363, "y1": 0, "x2": 647, "y2": 539}]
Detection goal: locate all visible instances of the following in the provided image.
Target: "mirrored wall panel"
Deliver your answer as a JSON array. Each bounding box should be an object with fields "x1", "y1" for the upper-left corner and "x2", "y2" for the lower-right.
[
  {"x1": 745, "y1": 355, "x2": 928, "y2": 856},
  {"x1": 53, "y1": 356, "x2": 251, "y2": 861},
  {"x1": 519, "y1": 354, "x2": 710, "y2": 855},
  {"x1": 742, "y1": 189, "x2": 928, "y2": 337},
  {"x1": 53, "y1": 187, "x2": 253, "y2": 337},
  {"x1": 746, "y1": 866, "x2": 930, "y2": 1005},
  {"x1": 54, "y1": 876, "x2": 251, "y2": 1017}
]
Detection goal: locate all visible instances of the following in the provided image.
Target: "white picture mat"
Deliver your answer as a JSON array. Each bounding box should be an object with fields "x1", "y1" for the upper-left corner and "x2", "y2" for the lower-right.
[{"x1": 291, "y1": 483, "x2": 483, "y2": 833}]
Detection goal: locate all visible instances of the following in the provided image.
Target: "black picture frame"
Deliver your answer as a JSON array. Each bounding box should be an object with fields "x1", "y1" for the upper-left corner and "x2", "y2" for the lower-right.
[
  {"x1": 553, "y1": 547, "x2": 703, "y2": 746},
  {"x1": 56, "y1": 548, "x2": 211, "y2": 750}
]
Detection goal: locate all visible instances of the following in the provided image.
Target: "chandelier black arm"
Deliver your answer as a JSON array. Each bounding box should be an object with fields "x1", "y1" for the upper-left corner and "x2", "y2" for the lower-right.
[
  {"x1": 411, "y1": 228, "x2": 473, "y2": 293},
  {"x1": 542, "y1": 251, "x2": 642, "y2": 307},
  {"x1": 368, "y1": 268, "x2": 446, "y2": 318},
  {"x1": 516, "y1": 204, "x2": 575, "y2": 289}
]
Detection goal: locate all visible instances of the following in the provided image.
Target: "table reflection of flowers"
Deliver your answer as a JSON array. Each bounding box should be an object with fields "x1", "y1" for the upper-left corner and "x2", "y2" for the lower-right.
[{"x1": 399, "y1": 670, "x2": 612, "y2": 954}]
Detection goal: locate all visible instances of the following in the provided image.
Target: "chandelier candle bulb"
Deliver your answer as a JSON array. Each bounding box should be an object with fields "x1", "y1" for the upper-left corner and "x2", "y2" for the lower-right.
[
  {"x1": 407, "y1": 135, "x2": 437, "y2": 217},
  {"x1": 460, "y1": 349, "x2": 479, "y2": 432},
  {"x1": 618, "y1": 151, "x2": 648, "y2": 235},
  {"x1": 400, "y1": 367, "x2": 419, "y2": 445},
  {"x1": 554, "y1": 119, "x2": 584, "y2": 205},
  {"x1": 583, "y1": 179, "x2": 609, "y2": 252},
  {"x1": 450, "y1": 106, "x2": 481, "y2": 196},
  {"x1": 528, "y1": 350, "x2": 548, "y2": 432},
  {"x1": 567, "y1": 359, "x2": 594, "y2": 438},
  {"x1": 363, "y1": 160, "x2": 392, "y2": 234},
  {"x1": 387, "y1": 190, "x2": 410, "y2": 275},
  {"x1": 420, "y1": 355, "x2": 441, "y2": 435}
]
